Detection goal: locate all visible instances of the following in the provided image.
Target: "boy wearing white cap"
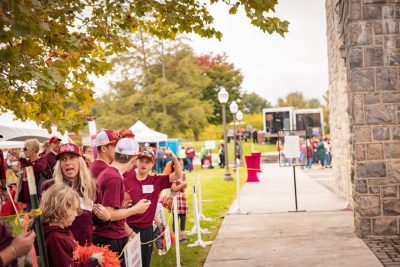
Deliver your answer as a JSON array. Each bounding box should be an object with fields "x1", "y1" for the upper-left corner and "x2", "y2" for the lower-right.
[
  {"x1": 89, "y1": 129, "x2": 119, "y2": 179},
  {"x1": 93, "y1": 138, "x2": 150, "y2": 267}
]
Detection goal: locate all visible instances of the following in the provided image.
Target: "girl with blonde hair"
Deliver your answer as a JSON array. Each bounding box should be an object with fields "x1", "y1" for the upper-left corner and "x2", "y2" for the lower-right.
[
  {"x1": 41, "y1": 143, "x2": 111, "y2": 245},
  {"x1": 41, "y1": 184, "x2": 104, "y2": 266}
]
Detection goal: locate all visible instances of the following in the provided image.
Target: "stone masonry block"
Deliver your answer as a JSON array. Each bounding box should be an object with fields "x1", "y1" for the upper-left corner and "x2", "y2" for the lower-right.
[
  {"x1": 365, "y1": 47, "x2": 384, "y2": 67},
  {"x1": 388, "y1": 161, "x2": 400, "y2": 181},
  {"x1": 393, "y1": 127, "x2": 400, "y2": 140},
  {"x1": 383, "y1": 142, "x2": 400, "y2": 159},
  {"x1": 356, "y1": 194, "x2": 381, "y2": 216},
  {"x1": 350, "y1": 69, "x2": 375, "y2": 91},
  {"x1": 348, "y1": 22, "x2": 374, "y2": 46},
  {"x1": 357, "y1": 162, "x2": 387, "y2": 177},
  {"x1": 370, "y1": 185, "x2": 381, "y2": 194},
  {"x1": 363, "y1": 0, "x2": 386, "y2": 3},
  {"x1": 373, "y1": 217, "x2": 397, "y2": 235},
  {"x1": 355, "y1": 215, "x2": 372, "y2": 236},
  {"x1": 349, "y1": 47, "x2": 363, "y2": 68},
  {"x1": 382, "y1": 186, "x2": 398, "y2": 198},
  {"x1": 383, "y1": 199, "x2": 400, "y2": 215},
  {"x1": 376, "y1": 67, "x2": 398, "y2": 90},
  {"x1": 367, "y1": 143, "x2": 384, "y2": 159},
  {"x1": 383, "y1": 92, "x2": 400, "y2": 103},
  {"x1": 383, "y1": 5, "x2": 395, "y2": 18},
  {"x1": 372, "y1": 127, "x2": 390, "y2": 140},
  {"x1": 386, "y1": 49, "x2": 400, "y2": 65},
  {"x1": 384, "y1": 36, "x2": 400, "y2": 49},
  {"x1": 352, "y1": 95, "x2": 365, "y2": 124},
  {"x1": 355, "y1": 178, "x2": 369, "y2": 193},
  {"x1": 363, "y1": 5, "x2": 383, "y2": 20},
  {"x1": 364, "y1": 93, "x2": 380, "y2": 105},
  {"x1": 350, "y1": 1, "x2": 362, "y2": 21},
  {"x1": 355, "y1": 144, "x2": 366, "y2": 160},
  {"x1": 354, "y1": 127, "x2": 371, "y2": 142},
  {"x1": 365, "y1": 105, "x2": 396, "y2": 124}
]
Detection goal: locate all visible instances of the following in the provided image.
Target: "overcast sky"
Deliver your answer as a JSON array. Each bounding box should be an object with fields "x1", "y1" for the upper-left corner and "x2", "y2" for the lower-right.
[{"x1": 93, "y1": 0, "x2": 328, "y2": 106}]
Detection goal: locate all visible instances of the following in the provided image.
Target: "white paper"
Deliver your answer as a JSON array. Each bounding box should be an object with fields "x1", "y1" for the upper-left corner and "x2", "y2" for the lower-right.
[
  {"x1": 283, "y1": 136, "x2": 300, "y2": 159},
  {"x1": 142, "y1": 185, "x2": 154, "y2": 194}
]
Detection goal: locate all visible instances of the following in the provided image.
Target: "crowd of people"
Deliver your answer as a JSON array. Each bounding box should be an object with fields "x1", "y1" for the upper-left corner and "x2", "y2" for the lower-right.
[
  {"x1": 0, "y1": 129, "x2": 190, "y2": 267},
  {"x1": 277, "y1": 136, "x2": 333, "y2": 168}
]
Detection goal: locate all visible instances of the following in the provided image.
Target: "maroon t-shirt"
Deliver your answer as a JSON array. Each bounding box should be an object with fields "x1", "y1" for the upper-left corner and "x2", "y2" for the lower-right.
[
  {"x1": 18, "y1": 157, "x2": 48, "y2": 203},
  {"x1": 89, "y1": 160, "x2": 108, "y2": 179},
  {"x1": 124, "y1": 172, "x2": 171, "y2": 229},
  {"x1": 44, "y1": 151, "x2": 57, "y2": 169},
  {"x1": 185, "y1": 147, "x2": 195, "y2": 158},
  {"x1": 94, "y1": 166, "x2": 127, "y2": 239},
  {"x1": 43, "y1": 225, "x2": 95, "y2": 267},
  {"x1": 0, "y1": 149, "x2": 6, "y2": 184}
]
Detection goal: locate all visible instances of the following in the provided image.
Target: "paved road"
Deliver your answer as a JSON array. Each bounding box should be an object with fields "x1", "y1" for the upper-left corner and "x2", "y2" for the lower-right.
[{"x1": 204, "y1": 163, "x2": 382, "y2": 267}]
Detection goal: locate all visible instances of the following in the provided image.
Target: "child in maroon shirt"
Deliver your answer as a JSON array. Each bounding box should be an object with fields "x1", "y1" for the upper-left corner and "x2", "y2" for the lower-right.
[
  {"x1": 124, "y1": 149, "x2": 183, "y2": 267},
  {"x1": 40, "y1": 184, "x2": 104, "y2": 267},
  {"x1": 93, "y1": 138, "x2": 150, "y2": 267}
]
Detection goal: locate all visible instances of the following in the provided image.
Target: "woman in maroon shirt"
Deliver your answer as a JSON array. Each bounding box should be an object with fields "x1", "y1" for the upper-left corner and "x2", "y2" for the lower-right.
[
  {"x1": 40, "y1": 184, "x2": 104, "y2": 267},
  {"x1": 42, "y1": 143, "x2": 111, "y2": 245}
]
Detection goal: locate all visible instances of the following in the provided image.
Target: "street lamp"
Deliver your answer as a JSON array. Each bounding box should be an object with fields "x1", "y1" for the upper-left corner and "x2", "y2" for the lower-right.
[
  {"x1": 218, "y1": 87, "x2": 233, "y2": 181},
  {"x1": 230, "y1": 101, "x2": 238, "y2": 168},
  {"x1": 236, "y1": 110, "x2": 243, "y2": 164}
]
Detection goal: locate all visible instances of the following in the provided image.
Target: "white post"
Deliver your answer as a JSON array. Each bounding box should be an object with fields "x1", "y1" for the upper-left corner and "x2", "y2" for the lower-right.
[
  {"x1": 197, "y1": 175, "x2": 213, "y2": 222},
  {"x1": 188, "y1": 185, "x2": 212, "y2": 248},
  {"x1": 173, "y1": 196, "x2": 181, "y2": 267},
  {"x1": 228, "y1": 158, "x2": 247, "y2": 215}
]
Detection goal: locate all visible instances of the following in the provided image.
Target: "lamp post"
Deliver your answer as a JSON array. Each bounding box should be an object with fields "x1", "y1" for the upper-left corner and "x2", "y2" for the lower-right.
[
  {"x1": 218, "y1": 87, "x2": 233, "y2": 181},
  {"x1": 229, "y1": 101, "x2": 238, "y2": 168},
  {"x1": 236, "y1": 110, "x2": 243, "y2": 165}
]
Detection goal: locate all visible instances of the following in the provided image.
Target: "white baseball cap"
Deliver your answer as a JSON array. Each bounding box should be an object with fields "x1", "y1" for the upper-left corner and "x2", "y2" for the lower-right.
[
  {"x1": 95, "y1": 130, "x2": 119, "y2": 146},
  {"x1": 115, "y1": 138, "x2": 139, "y2": 156}
]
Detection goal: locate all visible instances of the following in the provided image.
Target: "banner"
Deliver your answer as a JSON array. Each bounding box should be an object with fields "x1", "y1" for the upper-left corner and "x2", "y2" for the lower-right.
[
  {"x1": 205, "y1": 140, "x2": 216, "y2": 150},
  {"x1": 124, "y1": 233, "x2": 142, "y2": 267},
  {"x1": 164, "y1": 226, "x2": 172, "y2": 251}
]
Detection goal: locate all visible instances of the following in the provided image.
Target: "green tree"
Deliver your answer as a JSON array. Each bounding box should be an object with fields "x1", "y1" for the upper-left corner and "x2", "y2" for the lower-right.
[
  {"x1": 93, "y1": 43, "x2": 212, "y2": 140},
  {"x1": 241, "y1": 92, "x2": 272, "y2": 114},
  {"x1": 195, "y1": 53, "x2": 243, "y2": 124},
  {"x1": 307, "y1": 98, "x2": 322, "y2": 108},
  {"x1": 1, "y1": 0, "x2": 288, "y2": 133},
  {"x1": 276, "y1": 91, "x2": 308, "y2": 109}
]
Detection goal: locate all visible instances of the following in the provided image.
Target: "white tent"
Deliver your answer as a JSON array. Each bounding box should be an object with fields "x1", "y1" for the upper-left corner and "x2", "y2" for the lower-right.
[
  {"x1": 0, "y1": 112, "x2": 68, "y2": 145},
  {"x1": 129, "y1": 120, "x2": 168, "y2": 143}
]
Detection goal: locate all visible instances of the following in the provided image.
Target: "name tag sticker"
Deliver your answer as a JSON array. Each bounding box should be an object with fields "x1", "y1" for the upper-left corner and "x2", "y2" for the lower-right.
[
  {"x1": 142, "y1": 185, "x2": 154, "y2": 194},
  {"x1": 80, "y1": 197, "x2": 93, "y2": 212}
]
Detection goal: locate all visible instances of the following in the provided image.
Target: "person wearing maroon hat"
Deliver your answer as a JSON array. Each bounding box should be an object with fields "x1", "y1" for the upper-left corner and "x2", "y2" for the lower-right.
[
  {"x1": 93, "y1": 138, "x2": 150, "y2": 267},
  {"x1": 124, "y1": 148, "x2": 183, "y2": 267},
  {"x1": 89, "y1": 130, "x2": 119, "y2": 179},
  {"x1": 41, "y1": 143, "x2": 111, "y2": 245},
  {"x1": 40, "y1": 136, "x2": 62, "y2": 180}
]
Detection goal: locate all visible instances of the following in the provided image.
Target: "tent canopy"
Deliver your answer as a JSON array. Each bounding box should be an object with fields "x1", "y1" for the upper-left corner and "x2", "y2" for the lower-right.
[
  {"x1": 0, "y1": 112, "x2": 68, "y2": 144},
  {"x1": 129, "y1": 120, "x2": 168, "y2": 143}
]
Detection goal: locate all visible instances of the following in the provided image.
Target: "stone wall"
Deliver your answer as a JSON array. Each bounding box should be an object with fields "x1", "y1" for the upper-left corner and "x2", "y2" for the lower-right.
[
  {"x1": 327, "y1": 0, "x2": 400, "y2": 237},
  {"x1": 326, "y1": 0, "x2": 353, "y2": 204}
]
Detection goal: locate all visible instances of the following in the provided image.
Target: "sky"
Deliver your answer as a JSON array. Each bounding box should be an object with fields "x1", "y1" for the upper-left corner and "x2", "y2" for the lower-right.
[{"x1": 93, "y1": 0, "x2": 329, "y2": 106}]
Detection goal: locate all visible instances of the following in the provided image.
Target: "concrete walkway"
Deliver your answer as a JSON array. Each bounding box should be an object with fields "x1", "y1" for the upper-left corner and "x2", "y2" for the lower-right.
[{"x1": 204, "y1": 163, "x2": 382, "y2": 267}]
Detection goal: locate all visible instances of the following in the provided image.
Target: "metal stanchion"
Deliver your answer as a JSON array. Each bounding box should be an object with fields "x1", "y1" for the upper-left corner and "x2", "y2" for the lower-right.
[{"x1": 173, "y1": 196, "x2": 181, "y2": 267}]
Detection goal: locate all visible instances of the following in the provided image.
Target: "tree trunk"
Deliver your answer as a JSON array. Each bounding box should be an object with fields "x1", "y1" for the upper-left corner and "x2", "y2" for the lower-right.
[{"x1": 193, "y1": 130, "x2": 199, "y2": 141}]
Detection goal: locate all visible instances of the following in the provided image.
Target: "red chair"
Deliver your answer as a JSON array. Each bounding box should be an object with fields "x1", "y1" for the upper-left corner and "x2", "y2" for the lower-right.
[
  {"x1": 245, "y1": 155, "x2": 260, "y2": 182},
  {"x1": 251, "y1": 152, "x2": 262, "y2": 173}
]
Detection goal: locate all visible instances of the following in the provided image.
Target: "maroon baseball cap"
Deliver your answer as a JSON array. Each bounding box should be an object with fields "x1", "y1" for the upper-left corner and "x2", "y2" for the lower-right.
[
  {"x1": 56, "y1": 143, "x2": 82, "y2": 160},
  {"x1": 119, "y1": 129, "x2": 135, "y2": 139},
  {"x1": 49, "y1": 136, "x2": 62, "y2": 144},
  {"x1": 137, "y1": 149, "x2": 155, "y2": 162},
  {"x1": 95, "y1": 130, "x2": 119, "y2": 146}
]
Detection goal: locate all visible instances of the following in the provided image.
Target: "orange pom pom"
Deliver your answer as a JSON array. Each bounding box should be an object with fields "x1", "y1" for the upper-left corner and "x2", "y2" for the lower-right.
[{"x1": 74, "y1": 244, "x2": 120, "y2": 267}]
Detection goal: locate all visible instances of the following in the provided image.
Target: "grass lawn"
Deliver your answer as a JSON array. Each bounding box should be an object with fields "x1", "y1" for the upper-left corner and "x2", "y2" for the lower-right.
[{"x1": 151, "y1": 166, "x2": 246, "y2": 267}]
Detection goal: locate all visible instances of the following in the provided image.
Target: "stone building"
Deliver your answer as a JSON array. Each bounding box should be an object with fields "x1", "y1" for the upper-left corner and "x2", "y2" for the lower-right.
[{"x1": 326, "y1": 0, "x2": 400, "y2": 237}]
